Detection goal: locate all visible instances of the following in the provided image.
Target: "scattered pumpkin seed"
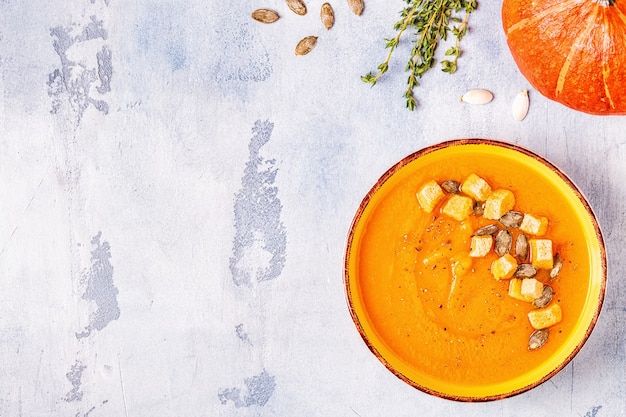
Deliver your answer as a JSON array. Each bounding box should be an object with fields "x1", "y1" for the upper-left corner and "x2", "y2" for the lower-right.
[
  {"x1": 528, "y1": 328, "x2": 549, "y2": 350},
  {"x1": 460, "y1": 89, "x2": 493, "y2": 105},
  {"x1": 295, "y1": 36, "x2": 318, "y2": 55},
  {"x1": 251, "y1": 8, "x2": 281, "y2": 23},
  {"x1": 441, "y1": 180, "x2": 461, "y2": 194},
  {"x1": 550, "y1": 253, "x2": 563, "y2": 279},
  {"x1": 533, "y1": 285, "x2": 554, "y2": 308},
  {"x1": 347, "y1": 0, "x2": 364, "y2": 15},
  {"x1": 514, "y1": 263, "x2": 537, "y2": 278},
  {"x1": 320, "y1": 2, "x2": 334, "y2": 30},
  {"x1": 286, "y1": 0, "x2": 307, "y2": 15},
  {"x1": 499, "y1": 210, "x2": 524, "y2": 228},
  {"x1": 512, "y1": 89, "x2": 530, "y2": 121},
  {"x1": 472, "y1": 223, "x2": 499, "y2": 236},
  {"x1": 515, "y1": 233, "x2": 529, "y2": 260},
  {"x1": 495, "y1": 229, "x2": 513, "y2": 256}
]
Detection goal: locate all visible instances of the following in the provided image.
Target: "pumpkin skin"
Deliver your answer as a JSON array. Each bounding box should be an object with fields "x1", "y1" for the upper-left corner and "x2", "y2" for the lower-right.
[{"x1": 502, "y1": 0, "x2": 626, "y2": 115}]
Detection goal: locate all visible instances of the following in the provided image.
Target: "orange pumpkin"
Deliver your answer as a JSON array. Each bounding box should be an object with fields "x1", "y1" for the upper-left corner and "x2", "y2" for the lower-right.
[{"x1": 502, "y1": 0, "x2": 626, "y2": 115}]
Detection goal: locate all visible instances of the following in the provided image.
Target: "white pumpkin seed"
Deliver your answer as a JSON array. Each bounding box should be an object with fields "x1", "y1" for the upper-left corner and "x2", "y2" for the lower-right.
[
  {"x1": 460, "y1": 89, "x2": 493, "y2": 105},
  {"x1": 512, "y1": 89, "x2": 530, "y2": 121}
]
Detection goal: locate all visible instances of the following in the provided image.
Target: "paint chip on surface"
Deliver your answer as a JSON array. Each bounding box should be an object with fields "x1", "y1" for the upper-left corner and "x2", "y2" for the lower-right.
[
  {"x1": 235, "y1": 323, "x2": 252, "y2": 345},
  {"x1": 48, "y1": 15, "x2": 111, "y2": 122},
  {"x1": 76, "y1": 232, "x2": 120, "y2": 339},
  {"x1": 218, "y1": 370, "x2": 276, "y2": 408},
  {"x1": 230, "y1": 120, "x2": 286, "y2": 286},
  {"x1": 63, "y1": 360, "x2": 86, "y2": 402}
]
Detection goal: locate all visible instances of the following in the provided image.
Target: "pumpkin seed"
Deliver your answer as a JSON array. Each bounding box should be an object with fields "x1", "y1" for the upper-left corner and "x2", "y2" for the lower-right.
[
  {"x1": 515, "y1": 233, "x2": 529, "y2": 260},
  {"x1": 533, "y1": 285, "x2": 554, "y2": 308},
  {"x1": 528, "y1": 328, "x2": 549, "y2": 350},
  {"x1": 499, "y1": 210, "x2": 524, "y2": 228},
  {"x1": 460, "y1": 89, "x2": 493, "y2": 105},
  {"x1": 347, "y1": 0, "x2": 364, "y2": 16},
  {"x1": 472, "y1": 223, "x2": 499, "y2": 236},
  {"x1": 286, "y1": 0, "x2": 307, "y2": 15},
  {"x1": 251, "y1": 8, "x2": 280, "y2": 23},
  {"x1": 295, "y1": 36, "x2": 318, "y2": 55},
  {"x1": 550, "y1": 253, "x2": 563, "y2": 279},
  {"x1": 473, "y1": 201, "x2": 485, "y2": 217},
  {"x1": 514, "y1": 263, "x2": 537, "y2": 278},
  {"x1": 495, "y1": 229, "x2": 512, "y2": 256},
  {"x1": 441, "y1": 180, "x2": 461, "y2": 194},
  {"x1": 512, "y1": 89, "x2": 530, "y2": 121},
  {"x1": 320, "y1": 3, "x2": 334, "y2": 30}
]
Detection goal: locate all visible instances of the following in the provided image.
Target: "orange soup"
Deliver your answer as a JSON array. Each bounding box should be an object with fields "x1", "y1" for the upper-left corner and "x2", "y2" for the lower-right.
[{"x1": 346, "y1": 141, "x2": 605, "y2": 399}]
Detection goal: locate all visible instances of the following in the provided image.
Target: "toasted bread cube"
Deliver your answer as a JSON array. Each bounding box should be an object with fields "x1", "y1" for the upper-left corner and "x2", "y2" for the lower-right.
[
  {"x1": 521, "y1": 278, "x2": 544, "y2": 299},
  {"x1": 416, "y1": 180, "x2": 445, "y2": 213},
  {"x1": 469, "y1": 235, "x2": 493, "y2": 258},
  {"x1": 530, "y1": 239, "x2": 553, "y2": 269},
  {"x1": 441, "y1": 195, "x2": 473, "y2": 221},
  {"x1": 527, "y1": 303, "x2": 562, "y2": 329},
  {"x1": 519, "y1": 213, "x2": 549, "y2": 236},
  {"x1": 491, "y1": 253, "x2": 518, "y2": 280},
  {"x1": 460, "y1": 173, "x2": 492, "y2": 201},
  {"x1": 508, "y1": 278, "x2": 535, "y2": 302},
  {"x1": 483, "y1": 189, "x2": 516, "y2": 220}
]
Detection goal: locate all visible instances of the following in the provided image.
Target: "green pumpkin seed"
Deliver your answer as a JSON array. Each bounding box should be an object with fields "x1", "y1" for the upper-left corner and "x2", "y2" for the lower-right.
[
  {"x1": 495, "y1": 229, "x2": 512, "y2": 256},
  {"x1": 441, "y1": 180, "x2": 461, "y2": 194},
  {"x1": 472, "y1": 223, "x2": 499, "y2": 236},
  {"x1": 499, "y1": 210, "x2": 524, "y2": 228},
  {"x1": 515, "y1": 233, "x2": 529, "y2": 261},
  {"x1": 514, "y1": 263, "x2": 537, "y2": 278},
  {"x1": 550, "y1": 253, "x2": 563, "y2": 279},
  {"x1": 533, "y1": 285, "x2": 554, "y2": 308},
  {"x1": 528, "y1": 328, "x2": 549, "y2": 350}
]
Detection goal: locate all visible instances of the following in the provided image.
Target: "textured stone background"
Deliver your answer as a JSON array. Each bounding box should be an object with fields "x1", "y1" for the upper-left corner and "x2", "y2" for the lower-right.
[{"x1": 0, "y1": 1, "x2": 624, "y2": 416}]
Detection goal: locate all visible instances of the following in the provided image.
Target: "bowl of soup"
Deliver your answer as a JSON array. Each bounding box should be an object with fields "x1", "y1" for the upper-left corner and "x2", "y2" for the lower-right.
[{"x1": 344, "y1": 139, "x2": 606, "y2": 401}]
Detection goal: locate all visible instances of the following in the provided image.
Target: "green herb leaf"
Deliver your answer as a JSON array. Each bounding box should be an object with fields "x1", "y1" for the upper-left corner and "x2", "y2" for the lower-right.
[{"x1": 362, "y1": 0, "x2": 477, "y2": 110}]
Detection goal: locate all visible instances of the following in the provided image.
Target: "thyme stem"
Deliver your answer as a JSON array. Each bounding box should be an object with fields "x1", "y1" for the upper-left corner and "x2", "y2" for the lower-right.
[{"x1": 362, "y1": 0, "x2": 478, "y2": 110}]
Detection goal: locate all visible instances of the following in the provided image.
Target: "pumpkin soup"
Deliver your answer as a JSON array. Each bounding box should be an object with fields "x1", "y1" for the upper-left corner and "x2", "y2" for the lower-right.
[{"x1": 355, "y1": 150, "x2": 590, "y2": 387}]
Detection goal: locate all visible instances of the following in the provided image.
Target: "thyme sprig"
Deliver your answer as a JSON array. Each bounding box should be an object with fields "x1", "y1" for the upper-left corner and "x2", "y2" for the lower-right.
[{"x1": 362, "y1": 0, "x2": 477, "y2": 110}]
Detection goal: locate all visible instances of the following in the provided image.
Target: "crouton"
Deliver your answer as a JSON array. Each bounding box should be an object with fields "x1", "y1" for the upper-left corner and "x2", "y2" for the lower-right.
[
  {"x1": 529, "y1": 239, "x2": 554, "y2": 269},
  {"x1": 519, "y1": 213, "x2": 549, "y2": 236},
  {"x1": 441, "y1": 195, "x2": 474, "y2": 221},
  {"x1": 483, "y1": 189, "x2": 516, "y2": 220},
  {"x1": 416, "y1": 180, "x2": 445, "y2": 213},
  {"x1": 491, "y1": 253, "x2": 518, "y2": 280},
  {"x1": 469, "y1": 235, "x2": 493, "y2": 258},
  {"x1": 527, "y1": 303, "x2": 562, "y2": 329},
  {"x1": 508, "y1": 278, "x2": 534, "y2": 302},
  {"x1": 520, "y1": 278, "x2": 544, "y2": 299},
  {"x1": 460, "y1": 173, "x2": 492, "y2": 201}
]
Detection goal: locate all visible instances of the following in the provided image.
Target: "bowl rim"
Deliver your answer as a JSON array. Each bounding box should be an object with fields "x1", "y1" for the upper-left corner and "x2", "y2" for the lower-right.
[{"x1": 343, "y1": 138, "x2": 608, "y2": 402}]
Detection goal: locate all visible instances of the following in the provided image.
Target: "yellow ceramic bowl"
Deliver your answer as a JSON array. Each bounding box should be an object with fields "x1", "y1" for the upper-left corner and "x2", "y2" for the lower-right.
[{"x1": 344, "y1": 139, "x2": 606, "y2": 401}]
